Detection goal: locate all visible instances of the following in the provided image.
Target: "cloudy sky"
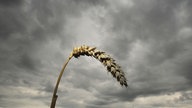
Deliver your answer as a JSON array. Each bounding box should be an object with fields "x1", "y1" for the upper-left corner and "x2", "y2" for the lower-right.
[{"x1": 1, "y1": 0, "x2": 192, "y2": 108}]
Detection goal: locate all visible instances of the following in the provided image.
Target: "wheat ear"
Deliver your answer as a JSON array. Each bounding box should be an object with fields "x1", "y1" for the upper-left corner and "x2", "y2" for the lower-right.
[
  {"x1": 72, "y1": 45, "x2": 128, "y2": 87},
  {"x1": 50, "y1": 45, "x2": 128, "y2": 108}
]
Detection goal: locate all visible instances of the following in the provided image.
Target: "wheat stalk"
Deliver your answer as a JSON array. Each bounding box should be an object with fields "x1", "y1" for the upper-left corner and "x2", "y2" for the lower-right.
[{"x1": 50, "y1": 45, "x2": 128, "y2": 108}]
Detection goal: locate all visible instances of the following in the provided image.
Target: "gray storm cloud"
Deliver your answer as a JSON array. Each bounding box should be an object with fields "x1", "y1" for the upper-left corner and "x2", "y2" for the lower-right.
[{"x1": 0, "y1": 0, "x2": 192, "y2": 108}]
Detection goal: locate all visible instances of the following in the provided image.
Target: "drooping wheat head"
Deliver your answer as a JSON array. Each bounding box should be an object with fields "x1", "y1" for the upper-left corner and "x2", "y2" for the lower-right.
[{"x1": 71, "y1": 45, "x2": 128, "y2": 87}]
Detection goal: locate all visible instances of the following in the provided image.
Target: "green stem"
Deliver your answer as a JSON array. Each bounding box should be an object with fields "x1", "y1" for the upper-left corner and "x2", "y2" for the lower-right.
[{"x1": 50, "y1": 54, "x2": 73, "y2": 108}]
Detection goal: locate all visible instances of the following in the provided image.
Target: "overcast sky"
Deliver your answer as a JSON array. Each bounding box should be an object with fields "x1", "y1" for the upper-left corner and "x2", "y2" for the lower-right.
[{"x1": 0, "y1": 0, "x2": 192, "y2": 108}]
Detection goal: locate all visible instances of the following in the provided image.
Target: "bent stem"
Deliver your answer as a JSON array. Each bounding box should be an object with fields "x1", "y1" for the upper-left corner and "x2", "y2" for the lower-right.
[
  {"x1": 50, "y1": 53, "x2": 73, "y2": 108},
  {"x1": 50, "y1": 45, "x2": 128, "y2": 108}
]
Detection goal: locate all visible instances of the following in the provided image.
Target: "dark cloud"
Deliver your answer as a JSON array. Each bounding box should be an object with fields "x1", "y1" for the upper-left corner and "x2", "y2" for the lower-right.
[
  {"x1": 0, "y1": 0, "x2": 93, "y2": 85},
  {"x1": 71, "y1": 0, "x2": 106, "y2": 5},
  {"x1": 1, "y1": 0, "x2": 192, "y2": 108},
  {"x1": 103, "y1": 36, "x2": 132, "y2": 60},
  {"x1": 88, "y1": 0, "x2": 192, "y2": 106},
  {"x1": 176, "y1": 57, "x2": 192, "y2": 84},
  {"x1": 0, "y1": 0, "x2": 23, "y2": 6},
  {"x1": 0, "y1": 0, "x2": 108, "y2": 107}
]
